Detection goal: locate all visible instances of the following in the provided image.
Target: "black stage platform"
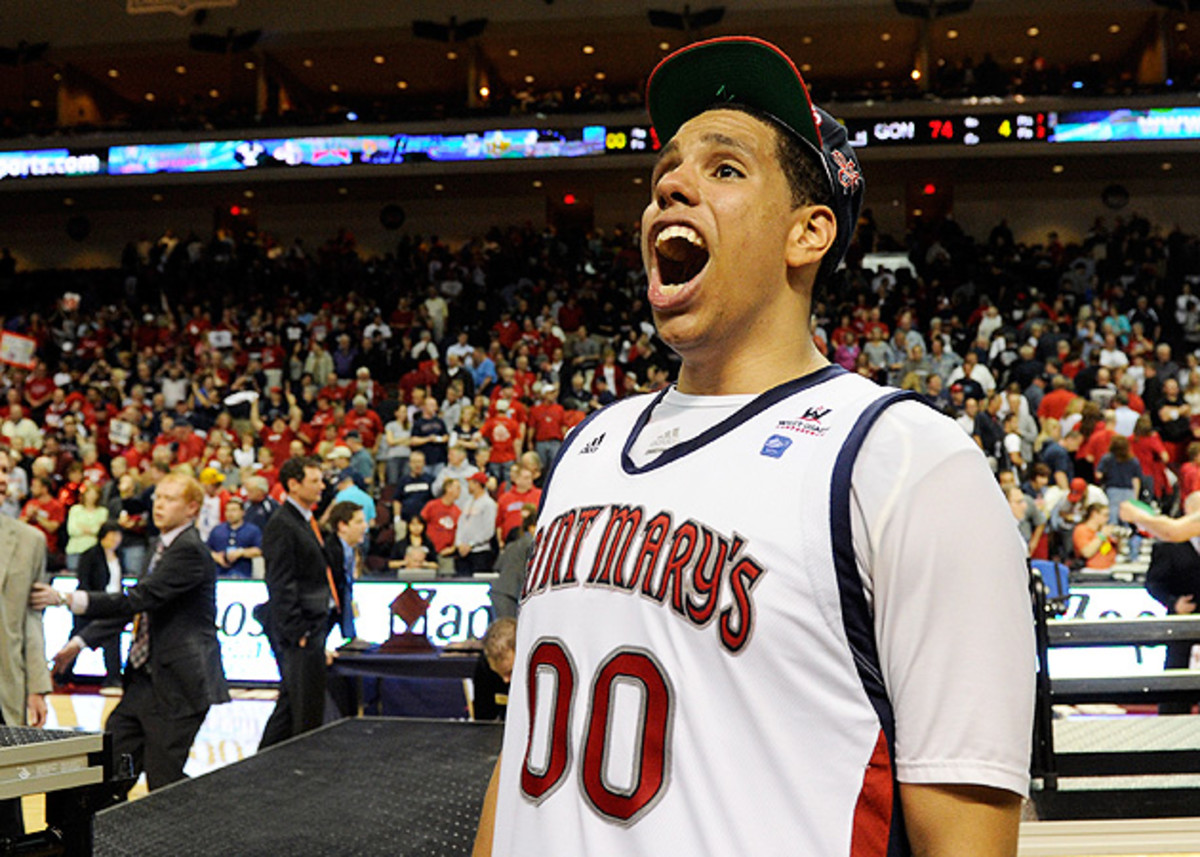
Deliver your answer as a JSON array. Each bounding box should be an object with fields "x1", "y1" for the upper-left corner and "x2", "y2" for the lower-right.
[{"x1": 94, "y1": 718, "x2": 503, "y2": 857}]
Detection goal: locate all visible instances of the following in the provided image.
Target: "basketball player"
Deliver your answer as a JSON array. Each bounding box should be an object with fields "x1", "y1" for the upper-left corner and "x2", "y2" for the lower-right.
[{"x1": 475, "y1": 37, "x2": 1034, "y2": 857}]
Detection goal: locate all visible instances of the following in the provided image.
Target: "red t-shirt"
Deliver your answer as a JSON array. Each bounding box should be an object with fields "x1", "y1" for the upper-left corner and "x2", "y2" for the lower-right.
[
  {"x1": 24, "y1": 375, "x2": 56, "y2": 406},
  {"x1": 481, "y1": 416, "x2": 521, "y2": 464},
  {"x1": 22, "y1": 497, "x2": 65, "y2": 553},
  {"x1": 259, "y1": 426, "x2": 295, "y2": 466},
  {"x1": 496, "y1": 487, "x2": 542, "y2": 539},
  {"x1": 530, "y1": 402, "x2": 566, "y2": 442},
  {"x1": 343, "y1": 409, "x2": 384, "y2": 448},
  {"x1": 421, "y1": 499, "x2": 461, "y2": 553}
]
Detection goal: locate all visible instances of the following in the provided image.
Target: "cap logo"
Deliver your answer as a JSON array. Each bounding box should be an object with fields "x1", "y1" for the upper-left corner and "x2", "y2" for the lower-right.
[{"x1": 830, "y1": 150, "x2": 861, "y2": 191}]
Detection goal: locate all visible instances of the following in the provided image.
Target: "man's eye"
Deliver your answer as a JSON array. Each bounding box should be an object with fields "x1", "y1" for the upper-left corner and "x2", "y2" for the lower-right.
[{"x1": 715, "y1": 164, "x2": 743, "y2": 179}]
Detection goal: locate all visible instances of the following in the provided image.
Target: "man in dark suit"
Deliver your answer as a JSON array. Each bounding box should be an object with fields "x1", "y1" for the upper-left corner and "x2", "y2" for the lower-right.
[
  {"x1": 1146, "y1": 538, "x2": 1200, "y2": 713},
  {"x1": 34, "y1": 472, "x2": 230, "y2": 794},
  {"x1": 259, "y1": 456, "x2": 336, "y2": 749}
]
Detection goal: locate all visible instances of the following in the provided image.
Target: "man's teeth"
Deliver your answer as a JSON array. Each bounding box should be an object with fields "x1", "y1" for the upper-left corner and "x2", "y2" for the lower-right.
[
  {"x1": 659, "y1": 284, "x2": 684, "y2": 296},
  {"x1": 655, "y1": 225, "x2": 706, "y2": 261}
]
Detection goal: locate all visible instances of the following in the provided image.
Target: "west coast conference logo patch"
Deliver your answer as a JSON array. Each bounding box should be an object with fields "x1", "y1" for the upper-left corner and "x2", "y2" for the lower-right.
[
  {"x1": 760, "y1": 434, "x2": 793, "y2": 458},
  {"x1": 773, "y1": 405, "x2": 833, "y2": 438}
]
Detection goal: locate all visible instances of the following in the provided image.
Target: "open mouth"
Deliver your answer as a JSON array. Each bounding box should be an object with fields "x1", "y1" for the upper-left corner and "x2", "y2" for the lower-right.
[{"x1": 655, "y1": 224, "x2": 709, "y2": 288}]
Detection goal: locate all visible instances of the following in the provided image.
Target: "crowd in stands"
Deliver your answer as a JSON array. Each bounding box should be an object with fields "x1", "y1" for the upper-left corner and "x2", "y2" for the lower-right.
[{"x1": 1, "y1": 206, "x2": 1200, "y2": 584}]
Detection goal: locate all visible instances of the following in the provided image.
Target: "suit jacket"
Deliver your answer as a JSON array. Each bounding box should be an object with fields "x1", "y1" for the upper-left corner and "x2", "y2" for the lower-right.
[
  {"x1": 0, "y1": 516, "x2": 52, "y2": 726},
  {"x1": 1146, "y1": 540, "x2": 1200, "y2": 612},
  {"x1": 80, "y1": 525, "x2": 230, "y2": 716},
  {"x1": 263, "y1": 501, "x2": 332, "y2": 647},
  {"x1": 322, "y1": 534, "x2": 355, "y2": 638}
]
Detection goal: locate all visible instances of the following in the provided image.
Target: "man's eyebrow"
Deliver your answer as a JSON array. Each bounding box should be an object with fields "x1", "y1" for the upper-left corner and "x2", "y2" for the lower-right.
[{"x1": 652, "y1": 132, "x2": 753, "y2": 172}]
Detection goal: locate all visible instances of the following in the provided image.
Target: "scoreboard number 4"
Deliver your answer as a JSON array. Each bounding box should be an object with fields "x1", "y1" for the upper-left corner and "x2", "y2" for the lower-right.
[{"x1": 520, "y1": 638, "x2": 675, "y2": 824}]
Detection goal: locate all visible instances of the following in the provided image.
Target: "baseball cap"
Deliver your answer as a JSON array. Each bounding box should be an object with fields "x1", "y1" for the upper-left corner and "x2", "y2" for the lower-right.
[
  {"x1": 327, "y1": 445, "x2": 351, "y2": 460},
  {"x1": 199, "y1": 467, "x2": 225, "y2": 485},
  {"x1": 646, "y1": 36, "x2": 865, "y2": 281},
  {"x1": 1068, "y1": 477, "x2": 1087, "y2": 503},
  {"x1": 469, "y1": 472, "x2": 488, "y2": 486}
]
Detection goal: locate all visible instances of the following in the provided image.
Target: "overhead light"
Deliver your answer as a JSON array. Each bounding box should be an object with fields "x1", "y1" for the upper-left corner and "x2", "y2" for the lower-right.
[
  {"x1": 52, "y1": 72, "x2": 62, "y2": 81},
  {"x1": 1090, "y1": 52, "x2": 1101, "y2": 61},
  {"x1": 1108, "y1": 23, "x2": 1121, "y2": 34},
  {"x1": 801, "y1": 62, "x2": 812, "y2": 72},
  {"x1": 396, "y1": 80, "x2": 409, "y2": 89},
  {"x1": 1026, "y1": 26, "x2": 1039, "y2": 37},
  {"x1": 63, "y1": 198, "x2": 75, "y2": 207},
  {"x1": 633, "y1": 177, "x2": 644, "y2": 185},
  {"x1": 29, "y1": 99, "x2": 41, "y2": 108},
  {"x1": 1162, "y1": 162, "x2": 1173, "y2": 171},
  {"x1": 107, "y1": 68, "x2": 119, "y2": 78},
  {"x1": 303, "y1": 58, "x2": 314, "y2": 68},
  {"x1": 508, "y1": 48, "x2": 519, "y2": 57},
  {"x1": 447, "y1": 50, "x2": 458, "y2": 60},
  {"x1": 875, "y1": 60, "x2": 886, "y2": 69},
  {"x1": 243, "y1": 190, "x2": 255, "y2": 199},
  {"x1": 947, "y1": 29, "x2": 959, "y2": 39},
  {"x1": 144, "y1": 92, "x2": 156, "y2": 102},
  {"x1": 658, "y1": 41, "x2": 670, "y2": 51},
  {"x1": 1052, "y1": 164, "x2": 1064, "y2": 173},
  {"x1": 346, "y1": 111, "x2": 358, "y2": 121},
  {"x1": 434, "y1": 183, "x2": 445, "y2": 191},
  {"x1": 881, "y1": 32, "x2": 892, "y2": 41},
  {"x1": 329, "y1": 83, "x2": 340, "y2": 92},
  {"x1": 243, "y1": 60, "x2": 255, "y2": 70},
  {"x1": 594, "y1": 71, "x2": 606, "y2": 80},
  {"x1": 175, "y1": 65, "x2": 187, "y2": 75},
  {"x1": 209, "y1": 88, "x2": 220, "y2": 98},
  {"x1": 337, "y1": 187, "x2": 348, "y2": 195},
  {"x1": 1013, "y1": 56, "x2": 1025, "y2": 65},
  {"x1": 910, "y1": 68, "x2": 921, "y2": 80},
  {"x1": 582, "y1": 45, "x2": 595, "y2": 54},
  {"x1": 151, "y1": 193, "x2": 164, "y2": 202},
  {"x1": 1175, "y1": 22, "x2": 1187, "y2": 33},
  {"x1": 479, "y1": 86, "x2": 490, "y2": 97},
  {"x1": 532, "y1": 180, "x2": 543, "y2": 188},
  {"x1": 802, "y1": 35, "x2": 813, "y2": 45},
  {"x1": 373, "y1": 55, "x2": 385, "y2": 65},
  {"x1": 524, "y1": 74, "x2": 535, "y2": 83}
]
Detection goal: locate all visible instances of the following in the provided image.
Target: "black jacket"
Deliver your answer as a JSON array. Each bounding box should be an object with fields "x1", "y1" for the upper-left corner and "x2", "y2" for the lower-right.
[
  {"x1": 80, "y1": 525, "x2": 230, "y2": 715},
  {"x1": 1146, "y1": 540, "x2": 1200, "y2": 612},
  {"x1": 263, "y1": 501, "x2": 332, "y2": 646}
]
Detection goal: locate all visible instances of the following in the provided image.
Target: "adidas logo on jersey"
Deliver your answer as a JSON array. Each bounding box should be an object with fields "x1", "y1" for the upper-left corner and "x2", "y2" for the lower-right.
[
  {"x1": 775, "y1": 405, "x2": 833, "y2": 437},
  {"x1": 579, "y1": 432, "x2": 606, "y2": 455}
]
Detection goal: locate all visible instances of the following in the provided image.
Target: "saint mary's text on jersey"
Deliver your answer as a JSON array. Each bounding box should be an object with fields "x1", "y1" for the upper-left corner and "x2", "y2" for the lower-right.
[{"x1": 521, "y1": 503, "x2": 765, "y2": 654}]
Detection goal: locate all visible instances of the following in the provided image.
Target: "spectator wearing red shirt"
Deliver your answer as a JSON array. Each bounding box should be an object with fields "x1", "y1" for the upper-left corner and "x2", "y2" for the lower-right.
[
  {"x1": 170, "y1": 421, "x2": 207, "y2": 467},
  {"x1": 496, "y1": 465, "x2": 541, "y2": 544},
  {"x1": 421, "y1": 480, "x2": 462, "y2": 575},
  {"x1": 21, "y1": 476, "x2": 65, "y2": 556},
  {"x1": 23, "y1": 363, "x2": 56, "y2": 415},
  {"x1": 342, "y1": 395, "x2": 384, "y2": 449},
  {"x1": 493, "y1": 312, "x2": 521, "y2": 351},
  {"x1": 251, "y1": 396, "x2": 300, "y2": 467},
  {"x1": 480, "y1": 402, "x2": 523, "y2": 483},
  {"x1": 592, "y1": 349, "x2": 626, "y2": 399},
  {"x1": 529, "y1": 383, "x2": 566, "y2": 468},
  {"x1": 1037, "y1": 375, "x2": 1079, "y2": 421}
]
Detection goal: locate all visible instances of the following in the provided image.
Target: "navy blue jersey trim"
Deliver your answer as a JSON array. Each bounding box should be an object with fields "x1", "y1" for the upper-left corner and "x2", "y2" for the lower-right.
[
  {"x1": 536, "y1": 405, "x2": 610, "y2": 518},
  {"x1": 830, "y1": 389, "x2": 932, "y2": 857},
  {"x1": 620, "y1": 364, "x2": 847, "y2": 475}
]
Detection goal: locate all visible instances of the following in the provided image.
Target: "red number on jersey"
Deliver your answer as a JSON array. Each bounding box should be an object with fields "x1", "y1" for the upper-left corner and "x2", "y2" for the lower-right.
[{"x1": 520, "y1": 640, "x2": 675, "y2": 823}]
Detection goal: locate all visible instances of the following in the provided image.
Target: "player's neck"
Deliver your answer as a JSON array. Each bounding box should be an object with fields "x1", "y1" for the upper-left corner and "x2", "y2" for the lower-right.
[{"x1": 676, "y1": 338, "x2": 829, "y2": 396}]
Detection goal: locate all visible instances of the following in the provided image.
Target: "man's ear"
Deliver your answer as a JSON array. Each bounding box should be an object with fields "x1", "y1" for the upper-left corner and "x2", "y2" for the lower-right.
[{"x1": 785, "y1": 205, "x2": 837, "y2": 270}]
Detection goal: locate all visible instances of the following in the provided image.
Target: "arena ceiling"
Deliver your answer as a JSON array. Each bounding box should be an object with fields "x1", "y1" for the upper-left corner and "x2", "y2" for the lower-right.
[{"x1": 1, "y1": 1, "x2": 1196, "y2": 128}]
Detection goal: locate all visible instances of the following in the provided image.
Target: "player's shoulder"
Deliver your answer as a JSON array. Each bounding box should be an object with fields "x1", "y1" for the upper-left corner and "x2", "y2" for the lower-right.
[{"x1": 857, "y1": 392, "x2": 987, "y2": 481}]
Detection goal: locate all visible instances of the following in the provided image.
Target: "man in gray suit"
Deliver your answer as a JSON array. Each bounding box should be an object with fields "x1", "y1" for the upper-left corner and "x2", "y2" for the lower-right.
[{"x1": 0, "y1": 448, "x2": 52, "y2": 835}]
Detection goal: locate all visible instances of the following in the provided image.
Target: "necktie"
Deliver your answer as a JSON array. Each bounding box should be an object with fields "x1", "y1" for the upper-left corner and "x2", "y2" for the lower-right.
[
  {"x1": 128, "y1": 537, "x2": 165, "y2": 670},
  {"x1": 308, "y1": 516, "x2": 342, "y2": 612}
]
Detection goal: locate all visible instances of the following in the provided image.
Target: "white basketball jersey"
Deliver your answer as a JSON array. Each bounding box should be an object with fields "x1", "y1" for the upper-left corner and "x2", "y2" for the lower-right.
[{"x1": 493, "y1": 367, "x2": 916, "y2": 857}]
